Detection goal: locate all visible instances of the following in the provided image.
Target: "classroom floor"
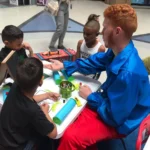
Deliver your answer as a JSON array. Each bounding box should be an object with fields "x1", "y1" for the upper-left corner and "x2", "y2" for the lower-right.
[{"x1": 0, "y1": 1, "x2": 150, "y2": 149}]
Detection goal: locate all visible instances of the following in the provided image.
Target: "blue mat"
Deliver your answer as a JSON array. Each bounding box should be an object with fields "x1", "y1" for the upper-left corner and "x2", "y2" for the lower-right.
[
  {"x1": 133, "y1": 33, "x2": 150, "y2": 43},
  {"x1": 19, "y1": 11, "x2": 84, "y2": 33}
]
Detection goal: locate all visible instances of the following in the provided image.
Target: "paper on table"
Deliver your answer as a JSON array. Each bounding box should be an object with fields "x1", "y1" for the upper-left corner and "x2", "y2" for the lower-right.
[{"x1": 42, "y1": 60, "x2": 53, "y2": 76}]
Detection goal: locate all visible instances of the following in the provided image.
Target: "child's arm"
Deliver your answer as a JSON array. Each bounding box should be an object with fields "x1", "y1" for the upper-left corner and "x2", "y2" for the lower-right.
[
  {"x1": 76, "y1": 40, "x2": 83, "y2": 59},
  {"x1": 98, "y1": 45, "x2": 105, "y2": 53},
  {"x1": 40, "y1": 103, "x2": 57, "y2": 139},
  {"x1": 34, "y1": 92, "x2": 60, "y2": 103},
  {"x1": 22, "y1": 42, "x2": 33, "y2": 57}
]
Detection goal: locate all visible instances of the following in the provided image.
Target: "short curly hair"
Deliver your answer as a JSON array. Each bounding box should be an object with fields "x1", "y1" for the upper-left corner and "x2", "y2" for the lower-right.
[{"x1": 104, "y1": 4, "x2": 137, "y2": 38}]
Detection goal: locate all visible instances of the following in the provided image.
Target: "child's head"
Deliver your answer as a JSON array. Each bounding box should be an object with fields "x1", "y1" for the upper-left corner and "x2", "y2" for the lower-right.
[
  {"x1": 103, "y1": 4, "x2": 137, "y2": 48},
  {"x1": 16, "y1": 57, "x2": 43, "y2": 93},
  {"x1": 84, "y1": 14, "x2": 100, "y2": 44},
  {"x1": 2, "y1": 25, "x2": 23, "y2": 51},
  {"x1": 87, "y1": 14, "x2": 100, "y2": 22}
]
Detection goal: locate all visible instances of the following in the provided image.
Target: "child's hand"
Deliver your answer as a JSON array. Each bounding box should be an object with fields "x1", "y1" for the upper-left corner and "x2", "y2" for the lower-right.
[
  {"x1": 48, "y1": 59, "x2": 64, "y2": 71},
  {"x1": 79, "y1": 84, "x2": 92, "y2": 100},
  {"x1": 22, "y1": 42, "x2": 32, "y2": 51},
  {"x1": 46, "y1": 92, "x2": 60, "y2": 101},
  {"x1": 22, "y1": 42, "x2": 33, "y2": 57},
  {"x1": 43, "y1": 64, "x2": 51, "y2": 68},
  {"x1": 40, "y1": 103, "x2": 50, "y2": 114},
  {"x1": 42, "y1": 51, "x2": 49, "y2": 55}
]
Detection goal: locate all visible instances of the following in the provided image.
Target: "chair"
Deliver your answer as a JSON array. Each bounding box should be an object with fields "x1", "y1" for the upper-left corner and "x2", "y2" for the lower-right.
[
  {"x1": 136, "y1": 115, "x2": 150, "y2": 150},
  {"x1": 120, "y1": 115, "x2": 150, "y2": 150}
]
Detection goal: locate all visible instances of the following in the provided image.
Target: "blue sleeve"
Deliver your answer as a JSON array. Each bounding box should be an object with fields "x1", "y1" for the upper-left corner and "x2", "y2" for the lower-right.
[
  {"x1": 63, "y1": 52, "x2": 107, "y2": 76},
  {"x1": 87, "y1": 71, "x2": 140, "y2": 127}
]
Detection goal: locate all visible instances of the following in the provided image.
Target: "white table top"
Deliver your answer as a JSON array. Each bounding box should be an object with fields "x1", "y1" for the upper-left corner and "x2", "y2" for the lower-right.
[
  {"x1": 37, "y1": 72, "x2": 101, "y2": 139},
  {"x1": 0, "y1": 66, "x2": 101, "y2": 139},
  {"x1": 40, "y1": 61, "x2": 101, "y2": 138}
]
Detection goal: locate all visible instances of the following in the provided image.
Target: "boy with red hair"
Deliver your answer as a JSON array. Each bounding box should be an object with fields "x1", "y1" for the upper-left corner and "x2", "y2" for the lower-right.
[{"x1": 45, "y1": 4, "x2": 150, "y2": 150}]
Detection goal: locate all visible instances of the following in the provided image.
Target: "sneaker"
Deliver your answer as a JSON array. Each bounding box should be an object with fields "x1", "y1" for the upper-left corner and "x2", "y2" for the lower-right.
[
  {"x1": 49, "y1": 46, "x2": 57, "y2": 52},
  {"x1": 58, "y1": 45, "x2": 66, "y2": 49}
]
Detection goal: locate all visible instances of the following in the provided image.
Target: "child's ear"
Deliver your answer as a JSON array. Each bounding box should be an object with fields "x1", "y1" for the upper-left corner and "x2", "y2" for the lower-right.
[
  {"x1": 4, "y1": 40, "x2": 9, "y2": 46},
  {"x1": 39, "y1": 76, "x2": 44, "y2": 86}
]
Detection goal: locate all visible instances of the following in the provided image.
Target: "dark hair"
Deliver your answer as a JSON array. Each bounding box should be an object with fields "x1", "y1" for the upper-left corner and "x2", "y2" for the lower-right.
[
  {"x1": 87, "y1": 14, "x2": 100, "y2": 22},
  {"x1": 16, "y1": 57, "x2": 43, "y2": 92},
  {"x1": 85, "y1": 14, "x2": 100, "y2": 31},
  {"x1": 2, "y1": 25, "x2": 23, "y2": 42}
]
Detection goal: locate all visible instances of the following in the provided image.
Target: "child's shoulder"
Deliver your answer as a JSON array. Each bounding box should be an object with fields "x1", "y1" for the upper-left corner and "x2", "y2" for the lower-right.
[
  {"x1": 77, "y1": 39, "x2": 83, "y2": 48},
  {"x1": 77, "y1": 39, "x2": 83, "y2": 45},
  {"x1": 0, "y1": 47, "x2": 11, "y2": 63},
  {"x1": 0, "y1": 46, "x2": 9, "y2": 52}
]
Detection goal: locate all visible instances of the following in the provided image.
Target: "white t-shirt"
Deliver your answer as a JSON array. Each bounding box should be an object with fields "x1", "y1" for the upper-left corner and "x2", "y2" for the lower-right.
[
  {"x1": 79, "y1": 40, "x2": 102, "y2": 79},
  {"x1": 80, "y1": 40, "x2": 102, "y2": 59}
]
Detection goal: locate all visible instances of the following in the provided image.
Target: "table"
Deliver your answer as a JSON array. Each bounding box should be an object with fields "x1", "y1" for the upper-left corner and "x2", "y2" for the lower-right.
[
  {"x1": 0, "y1": 65, "x2": 101, "y2": 139},
  {"x1": 37, "y1": 72, "x2": 101, "y2": 139}
]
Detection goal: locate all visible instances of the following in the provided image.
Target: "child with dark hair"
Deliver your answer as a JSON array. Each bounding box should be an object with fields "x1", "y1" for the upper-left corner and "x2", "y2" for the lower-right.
[
  {"x1": 0, "y1": 57, "x2": 59, "y2": 150},
  {"x1": 76, "y1": 14, "x2": 105, "y2": 79},
  {"x1": 0, "y1": 25, "x2": 33, "y2": 63},
  {"x1": 76, "y1": 14, "x2": 105, "y2": 59},
  {"x1": 87, "y1": 14, "x2": 100, "y2": 22}
]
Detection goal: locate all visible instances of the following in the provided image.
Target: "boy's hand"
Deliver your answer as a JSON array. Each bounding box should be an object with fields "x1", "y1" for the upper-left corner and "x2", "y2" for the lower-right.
[
  {"x1": 47, "y1": 59, "x2": 64, "y2": 71},
  {"x1": 79, "y1": 84, "x2": 92, "y2": 99},
  {"x1": 22, "y1": 42, "x2": 33, "y2": 57},
  {"x1": 46, "y1": 92, "x2": 60, "y2": 101},
  {"x1": 42, "y1": 51, "x2": 49, "y2": 55},
  {"x1": 43, "y1": 64, "x2": 51, "y2": 68},
  {"x1": 40, "y1": 103, "x2": 49, "y2": 114},
  {"x1": 22, "y1": 42, "x2": 32, "y2": 51}
]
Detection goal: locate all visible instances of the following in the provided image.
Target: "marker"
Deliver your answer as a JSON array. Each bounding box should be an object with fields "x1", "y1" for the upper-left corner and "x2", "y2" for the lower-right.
[
  {"x1": 75, "y1": 97, "x2": 82, "y2": 107},
  {"x1": 49, "y1": 51, "x2": 59, "y2": 56}
]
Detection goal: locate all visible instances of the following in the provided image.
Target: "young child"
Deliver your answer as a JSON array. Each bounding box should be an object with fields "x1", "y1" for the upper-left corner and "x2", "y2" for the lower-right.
[
  {"x1": 76, "y1": 14, "x2": 105, "y2": 59},
  {"x1": 87, "y1": 14, "x2": 100, "y2": 22},
  {"x1": 0, "y1": 57, "x2": 59, "y2": 149},
  {"x1": 0, "y1": 25, "x2": 33, "y2": 63},
  {"x1": 76, "y1": 14, "x2": 105, "y2": 79}
]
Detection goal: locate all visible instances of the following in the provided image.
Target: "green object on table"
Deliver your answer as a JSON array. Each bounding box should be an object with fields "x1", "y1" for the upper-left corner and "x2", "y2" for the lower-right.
[
  {"x1": 60, "y1": 81, "x2": 75, "y2": 99},
  {"x1": 71, "y1": 81, "x2": 79, "y2": 90},
  {"x1": 51, "y1": 102, "x2": 61, "y2": 112},
  {"x1": 53, "y1": 98, "x2": 76, "y2": 125},
  {"x1": 53, "y1": 71, "x2": 62, "y2": 85},
  {"x1": 67, "y1": 76, "x2": 75, "y2": 82},
  {"x1": 53, "y1": 117, "x2": 62, "y2": 125}
]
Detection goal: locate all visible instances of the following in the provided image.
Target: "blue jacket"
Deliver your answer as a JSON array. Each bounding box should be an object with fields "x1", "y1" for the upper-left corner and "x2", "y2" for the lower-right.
[{"x1": 63, "y1": 40, "x2": 150, "y2": 135}]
